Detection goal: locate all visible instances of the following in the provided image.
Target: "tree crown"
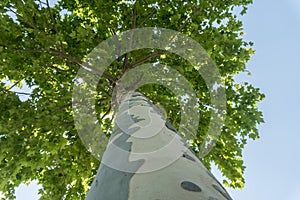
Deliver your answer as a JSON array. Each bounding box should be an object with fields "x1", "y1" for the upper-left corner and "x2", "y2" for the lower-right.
[{"x1": 0, "y1": 0, "x2": 264, "y2": 199}]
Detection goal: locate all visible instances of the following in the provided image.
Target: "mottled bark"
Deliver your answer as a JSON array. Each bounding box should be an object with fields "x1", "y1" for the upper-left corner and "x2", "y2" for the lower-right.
[{"x1": 86, "y1": 92, "x2": 232, "y2": 200}]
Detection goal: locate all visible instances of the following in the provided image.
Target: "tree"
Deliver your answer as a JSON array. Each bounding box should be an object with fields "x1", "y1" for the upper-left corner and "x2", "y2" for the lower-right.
[{"x1": 0, "y1": 0, "x2": 264, "y2": 199}]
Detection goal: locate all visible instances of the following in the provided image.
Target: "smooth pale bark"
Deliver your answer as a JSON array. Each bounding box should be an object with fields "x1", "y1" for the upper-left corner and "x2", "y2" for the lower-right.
[{"x1": 86, "y1": 92, "x2": 232, "y2": 200}]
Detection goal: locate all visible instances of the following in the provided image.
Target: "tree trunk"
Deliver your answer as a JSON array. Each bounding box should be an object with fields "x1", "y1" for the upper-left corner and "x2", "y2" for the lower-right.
[{"x1": 86, "y1": 92, "x2": 232, "y2": 200}]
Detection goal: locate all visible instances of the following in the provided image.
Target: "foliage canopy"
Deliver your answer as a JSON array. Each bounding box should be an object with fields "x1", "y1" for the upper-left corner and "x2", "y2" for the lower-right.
[{"x1": 0, "y1": 0, "x2": 264, "y2": 199}]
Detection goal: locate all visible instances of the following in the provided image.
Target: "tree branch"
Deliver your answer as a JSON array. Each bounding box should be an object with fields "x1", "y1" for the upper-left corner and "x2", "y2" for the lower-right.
[
  {"x1": 127, "y1": 50, "x2": 164, "y2": 69},
  {"x1": 138, "y1": 7, "x2": 156, "y2": 27},
  {"x1": 1, "y1": 45, "x2": 117, "y2": 83},
  {"x1": 6, "y1": 6, "x2": 57, "y2": 47},
  {"x1": 124, "y1": 8, "x2": 200, "y2": 71},
  {"x1": 10, "y1": 91, "x2": 32, "y2": 96},
  {"x1": 100, "y1": 105, "x2": 111, "y2": 121},
  {"x1": 57, "y1": 51, "x2": 117, "y2": 83},
  {"x1": 45, "y1": 0, "x2": 65, "y2": 53},
  {"x1": 6, "y1": 80, "x2": 23, "y2": 91},
  {"x1": 122, "y1": 5, "x2": 137, "y2": 72}
]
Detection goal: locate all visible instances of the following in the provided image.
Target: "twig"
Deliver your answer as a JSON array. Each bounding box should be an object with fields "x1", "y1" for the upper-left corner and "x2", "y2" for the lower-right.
[
  {"x1": 57, "y1": 51, "x2": 117, "y2": 83},
  {"x1": 6, "y1": 6, "x2": 57, "y2": 47},
  {"x1": 45, "y1": 0, "x2": 65, "y2": 53},
  {"x1": 10, "y1": 91, "x2": 32, "y2": 96},
  {"x1": 126, "y1": 8, "x2": 200, "y2": 70},
  {"x1": 127, "y1": 50, "x2": 164, "y2": 69},
  {"x1": 1, "y1": 45, "x2": 117, "y2": 83},
  {"x1": 6, "y1": 80, "x2": 23, "y2": 91},
  {"x1": 138, "y1": 7, "x2": 157, "y2": 27},
  {"x1": 167, "y1": 8, "x2": 200, "y2": 45},
  {"x1": 100, "y1": 105, "x2": 111, "y2": 121},
  {"x1": 122, "y1": 4, "x2": 137, "y2": 72}
]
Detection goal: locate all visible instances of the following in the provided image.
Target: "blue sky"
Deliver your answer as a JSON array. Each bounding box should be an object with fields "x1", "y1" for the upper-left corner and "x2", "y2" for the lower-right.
[
  {"x1": 3, "y1": 0, "x2": 300, "y2": 199},
  {"x1": 227, "y1": 0, "x2": 300, "y2": 199}
]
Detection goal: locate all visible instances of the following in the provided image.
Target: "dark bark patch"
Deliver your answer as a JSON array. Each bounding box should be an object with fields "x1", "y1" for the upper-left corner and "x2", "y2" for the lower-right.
[
  {"x1": 181, "y1": 181, "x2": 202, "y2": 192},
  {"x1": 165, "y1": 121, "x2": 178, "y2": 133},
  {"x1": 182, "y1": 153, "x2": 196, "y2": 162}
]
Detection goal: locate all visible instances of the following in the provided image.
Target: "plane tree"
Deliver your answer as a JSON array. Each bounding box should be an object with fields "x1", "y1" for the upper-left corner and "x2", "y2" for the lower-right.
[{"x1": 0, "y1": 0, "x2": 264, "y2": 199}]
